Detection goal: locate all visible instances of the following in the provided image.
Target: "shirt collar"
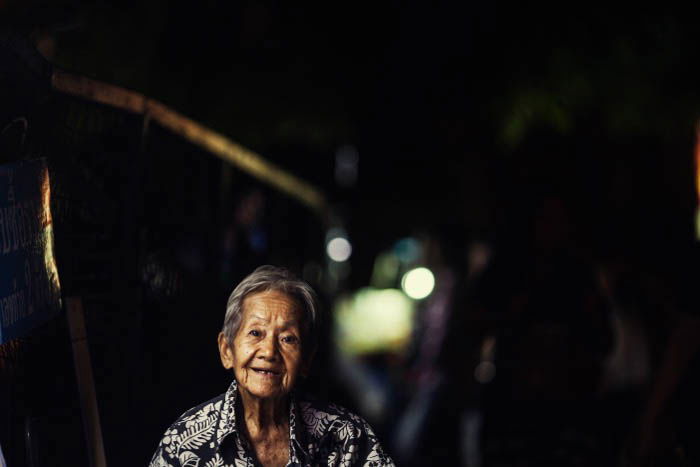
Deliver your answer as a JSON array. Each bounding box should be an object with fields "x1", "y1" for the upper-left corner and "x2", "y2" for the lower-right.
[
  {"x1": 215, "y1": 379, "x2": 239, "y2": 447},
  {"x1": 215, "y1": 379, "x2": 309, "y2": 464}
]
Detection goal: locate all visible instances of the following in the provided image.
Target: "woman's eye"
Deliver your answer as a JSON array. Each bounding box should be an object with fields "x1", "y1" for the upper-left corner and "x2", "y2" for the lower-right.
[
  {"x1": 282, "y1": 335, "x2": 298, "y2": 344},
  {"x1": 249, "y1": 330, "x2": 261, "y2": 337}
]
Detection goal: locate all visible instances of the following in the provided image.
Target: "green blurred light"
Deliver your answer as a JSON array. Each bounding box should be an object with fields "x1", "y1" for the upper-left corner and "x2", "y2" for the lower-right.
[
  {"x1": 334, "y1": 288, "x2": 415, "y2": 355},
  {"x1": 370, "y1": 252, "x2": 400, "y2": 288}
]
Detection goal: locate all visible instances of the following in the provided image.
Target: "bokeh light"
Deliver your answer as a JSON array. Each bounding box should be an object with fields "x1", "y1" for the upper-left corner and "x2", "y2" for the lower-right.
[
  {"x1": 326, "y1": 237, "x2": 352, "y2": 262},
  {"x1": 401, "y1": 267, "x2": 435, "y2": 299},
  {"x1": 393, "y1": 237, "x2": 421, "y2": 263},
  {"x1": 334, "y1": 288, "x2": 415, "y2": 355}
]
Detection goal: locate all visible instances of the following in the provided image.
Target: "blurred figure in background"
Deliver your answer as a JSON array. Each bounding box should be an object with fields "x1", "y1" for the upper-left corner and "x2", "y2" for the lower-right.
[
  {"x1": 450, "y1": 191, "x2": 613, "y2": 466},
  {"x1": 390, "y1": 231, "x2": 464, "y2": 465},
  {"x1": 331, "y1": 230, "x2": 466, "y2": 465},
  {"x1": 607, "y1": 248, "x2": 700, "y2": 467},
  {"x1": 220, "y1": 188, "x2": 268, "y2": 285},
  {"x1": 330, "y1": 238, "x2": 421, "y2": 439},
  {"x1": 596, "y1": 257, "x2": 660, "y2": 466}
]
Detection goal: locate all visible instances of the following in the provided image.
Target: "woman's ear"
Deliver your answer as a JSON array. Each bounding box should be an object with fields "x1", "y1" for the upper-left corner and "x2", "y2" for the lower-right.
[{"x1": 218, "y1": 332, "x2": 234, "y2": 369}]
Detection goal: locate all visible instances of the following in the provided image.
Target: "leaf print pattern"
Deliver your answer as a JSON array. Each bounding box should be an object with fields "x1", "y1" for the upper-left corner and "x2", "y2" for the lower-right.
[
  {"x1": 148, "y1": 379, "x2": 395, "y2": 466},
  {"x1": 179, "y1": 451, "x2": 200, "y2": 467},
  {"x1": 204, "y1": 453, "x2": 224, "y2": 467},
  {"x1": 302, "y1": 403, "x2": 336, "y2": 439},
  {"x1": 180, "y1": 419, "x2": 216, "y2": 450}
]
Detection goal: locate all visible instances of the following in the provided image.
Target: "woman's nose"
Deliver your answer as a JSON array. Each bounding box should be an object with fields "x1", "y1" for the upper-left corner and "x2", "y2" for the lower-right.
[{"x1": 258, "y1": 335, "x2": 278, "y2": 359}]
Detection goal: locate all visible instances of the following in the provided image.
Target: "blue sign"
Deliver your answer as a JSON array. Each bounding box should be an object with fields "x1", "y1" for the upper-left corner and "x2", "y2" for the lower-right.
[{"x1": 0, "y1": 158, "x2": 62, "y2": 344}]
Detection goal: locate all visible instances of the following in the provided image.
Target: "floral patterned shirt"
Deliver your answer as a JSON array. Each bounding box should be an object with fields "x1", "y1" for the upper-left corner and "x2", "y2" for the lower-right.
[{"x1": 149, "y1": 380, "x2": 394, "y2": 467}]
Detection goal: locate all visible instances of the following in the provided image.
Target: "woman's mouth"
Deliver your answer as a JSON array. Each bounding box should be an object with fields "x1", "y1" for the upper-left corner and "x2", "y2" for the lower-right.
[{"x1": 252, "y1": 368, "x2": 280, "y2": 376}]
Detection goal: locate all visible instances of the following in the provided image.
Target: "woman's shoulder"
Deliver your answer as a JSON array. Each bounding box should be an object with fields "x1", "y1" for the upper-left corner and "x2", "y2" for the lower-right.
[
  {"x1": 295, "y1": 398, "x2": 394, "y2": 466},
  {"x1": 159, "y1": 392, "x2": 227, "y2": 442},
  {"x1": 171, "y1": 393, "x2": 226, "y2": 427},
  {"x1": 149, "y1": 393, "x2": 228, "y2": 466},
  {"x1": 296, "y1": 398, "x2": 377, "y2": 440}
]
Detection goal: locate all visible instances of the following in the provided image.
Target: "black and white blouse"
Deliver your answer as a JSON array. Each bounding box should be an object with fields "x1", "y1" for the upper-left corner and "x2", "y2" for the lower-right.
[{"x1": 149, "y1": 380, "x2": 395, "y2": 466}]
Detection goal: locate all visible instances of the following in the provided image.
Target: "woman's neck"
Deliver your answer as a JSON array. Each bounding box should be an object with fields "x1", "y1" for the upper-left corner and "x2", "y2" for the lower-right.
[
  {"x1": 238, "y1": 391, "x2": 291, "y2": 465},
  {"x1": 238, "y1": 390, "x2": 290, "y2": 436}
]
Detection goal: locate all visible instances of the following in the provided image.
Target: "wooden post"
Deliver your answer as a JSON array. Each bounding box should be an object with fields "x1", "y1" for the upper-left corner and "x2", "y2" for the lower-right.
[{"x1": 66, "y1": 297, "x2": 107, "y2": 467}]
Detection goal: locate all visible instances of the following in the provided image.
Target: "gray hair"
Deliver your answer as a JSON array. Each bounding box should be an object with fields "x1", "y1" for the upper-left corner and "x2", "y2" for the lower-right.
[{"x1": 221, "y1": 265, "x2": 320, "y2": 357}]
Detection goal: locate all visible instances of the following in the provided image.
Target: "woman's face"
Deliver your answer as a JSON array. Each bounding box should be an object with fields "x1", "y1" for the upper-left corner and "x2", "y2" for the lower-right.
[{"x1": 219, "y1": 290, "x2": 306, "y2": 402}]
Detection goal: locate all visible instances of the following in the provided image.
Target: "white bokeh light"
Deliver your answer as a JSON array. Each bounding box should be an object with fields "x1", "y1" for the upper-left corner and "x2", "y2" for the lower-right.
[
  {"x1": 326, "y1": 237, "x2": 352, "y2": 262},
  {"x1": 401, "y1": 267, "x2": 435, "y2": 300}
]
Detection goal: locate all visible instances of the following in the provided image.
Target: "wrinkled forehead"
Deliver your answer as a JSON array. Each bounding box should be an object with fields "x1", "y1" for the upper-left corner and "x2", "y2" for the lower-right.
[{"x1": 240, "y1": 289, "x2": 305, "y2": 323}]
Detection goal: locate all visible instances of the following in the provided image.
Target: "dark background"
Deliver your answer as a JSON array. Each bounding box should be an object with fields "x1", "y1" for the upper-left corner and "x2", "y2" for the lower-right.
[
  {"x1": 6, "y1": 2, "x2": 698, "y2": 252},
  {"x1": 6, "y1": 2, "x2": 700, "y2": 263},
  {"x1": 2, "y1": 2, "x2": 700, "y2": 466}
]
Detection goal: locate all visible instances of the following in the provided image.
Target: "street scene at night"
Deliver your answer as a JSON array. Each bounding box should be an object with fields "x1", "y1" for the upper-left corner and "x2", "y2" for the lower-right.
[{"x1": 1, "y1": 2, "x2": 700, "y2": 466}]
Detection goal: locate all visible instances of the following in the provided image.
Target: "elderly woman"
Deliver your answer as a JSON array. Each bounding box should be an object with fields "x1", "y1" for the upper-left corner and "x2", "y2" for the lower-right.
[{"x1": 150, "y1": 265, "x2": 394, "y2": 466}]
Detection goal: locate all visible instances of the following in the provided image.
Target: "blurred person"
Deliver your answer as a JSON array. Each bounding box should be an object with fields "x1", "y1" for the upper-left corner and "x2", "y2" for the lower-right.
[
  {"x1": 220, "y1": 189, "x2": 268, "y2": 285},
  {"x1": 598, "y1": 263, "x2": 653, "y2": 395},
  {"x1": 149, "y1": 265, "x2": 394, "y2": 467},
  {"x1": 391, "y1": 233, "x2": 462, "y2": 465},
  {"x1": 618, "y1": 247, "x2": 700, "y2": 467},
  {"x1": 627, "y1": 313, "x2": 700, "y2": 467},
  {"x1": 595, "y1": 258, "x2": 664, "y2": 466},
  {"x1": 461, "y1": 192, "x2": 613, "y2": 466}
]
